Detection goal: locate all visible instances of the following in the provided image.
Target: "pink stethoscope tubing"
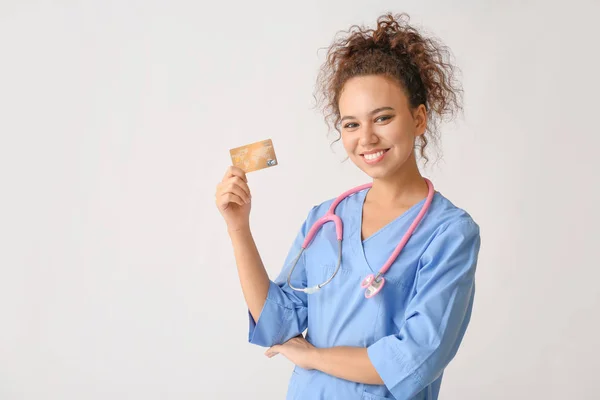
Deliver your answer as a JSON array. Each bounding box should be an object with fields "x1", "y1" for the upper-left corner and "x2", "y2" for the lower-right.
[{"x1": 286, "y1": 178, "x2": 434, "y2": 298}]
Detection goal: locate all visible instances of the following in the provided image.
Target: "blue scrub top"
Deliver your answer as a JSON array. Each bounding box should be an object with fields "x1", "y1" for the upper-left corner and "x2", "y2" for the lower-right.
[{"x1": 249, "y1": 187, "x2": 481, "y2": 400}]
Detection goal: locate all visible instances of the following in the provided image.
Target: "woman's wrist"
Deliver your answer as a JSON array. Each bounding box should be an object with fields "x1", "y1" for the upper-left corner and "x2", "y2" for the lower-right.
[
  {"x1": 227, "y1": 223, "x2": 251, "y2": 235},
  {"x1": 308, "y1": 347, "x2": 323, "y2": 371}
]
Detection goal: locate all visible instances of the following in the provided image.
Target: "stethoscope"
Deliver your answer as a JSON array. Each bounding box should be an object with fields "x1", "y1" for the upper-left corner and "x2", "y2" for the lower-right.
[{"x1": 287, "y1": 178, "x2": 434, "y2": 299}]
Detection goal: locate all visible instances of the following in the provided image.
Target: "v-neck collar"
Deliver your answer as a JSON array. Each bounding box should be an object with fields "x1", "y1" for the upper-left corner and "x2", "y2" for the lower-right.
[{"x1": 351, "y1": 188, "x2": 431, "y2": 274}]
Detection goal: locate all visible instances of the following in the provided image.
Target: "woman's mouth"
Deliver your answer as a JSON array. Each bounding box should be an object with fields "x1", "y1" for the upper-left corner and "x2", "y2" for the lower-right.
[{"x1": 361, "y1": 149, "x2": 389, "y2": 165}]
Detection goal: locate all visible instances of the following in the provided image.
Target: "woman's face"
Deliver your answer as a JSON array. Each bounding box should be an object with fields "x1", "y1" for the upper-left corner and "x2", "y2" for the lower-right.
[{"x1": 338, "y1": 74, "x2": 427, "y2": 180}]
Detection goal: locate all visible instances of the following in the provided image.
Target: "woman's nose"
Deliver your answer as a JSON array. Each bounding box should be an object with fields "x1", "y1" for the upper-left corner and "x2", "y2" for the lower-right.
[{"x1": 358, "y1": 124, "x2": 378, "y2": 146}]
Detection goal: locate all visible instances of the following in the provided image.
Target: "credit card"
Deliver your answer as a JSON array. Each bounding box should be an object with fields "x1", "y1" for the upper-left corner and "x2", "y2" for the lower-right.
[{"x1": 229, "y1": 138, "x2": 278, "y2": 173}]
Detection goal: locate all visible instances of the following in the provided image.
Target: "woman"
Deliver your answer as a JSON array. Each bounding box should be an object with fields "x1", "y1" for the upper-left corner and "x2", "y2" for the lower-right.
[{"x1": 215, "y1": 12, "x2": 481, "y2": 400}]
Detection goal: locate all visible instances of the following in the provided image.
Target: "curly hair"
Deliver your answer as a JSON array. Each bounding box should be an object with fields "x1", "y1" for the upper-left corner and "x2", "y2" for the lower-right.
[{"x1": 313, "y1": 12, "x2": 463, "y2": 164}]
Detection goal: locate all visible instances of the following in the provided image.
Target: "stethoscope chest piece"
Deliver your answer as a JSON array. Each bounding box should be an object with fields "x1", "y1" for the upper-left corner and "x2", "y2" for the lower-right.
[{"x1": 361, "y1": 273, "x2": 385, "y2": 298}]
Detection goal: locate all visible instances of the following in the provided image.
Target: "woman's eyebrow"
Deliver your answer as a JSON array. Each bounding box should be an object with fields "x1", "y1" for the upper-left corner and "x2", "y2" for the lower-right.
[{"x1": 340, "y1": 106, "x2": 395, "y2": 122}]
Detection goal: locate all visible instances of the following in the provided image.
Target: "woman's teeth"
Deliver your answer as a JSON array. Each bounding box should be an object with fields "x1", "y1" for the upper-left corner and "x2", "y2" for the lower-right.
[{"x1": 364, "y1": 150, "x2": 385, "y2": 160}]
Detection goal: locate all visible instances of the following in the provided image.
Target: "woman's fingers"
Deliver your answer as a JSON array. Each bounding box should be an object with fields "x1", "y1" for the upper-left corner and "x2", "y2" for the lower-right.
[
  {"x1": 218, "y1": 192, "x2": 246, "y2": 208},
  {"x1": 222, "y1": 165, "x2": 247, "y2": 183},
  {"x1": 265, "y1": 345, "x2": 280, "y2": 358},
  {"x1": 223, "y1": 180, "x2": 250, "y2": 203},
  {"x1": 219, "y1": 167, "x2": 251, "y2": 201},
  {"x1": 229, "y1": 176, "x2": 251, "y2": 200},
  {"x1": 216, "y1": 176, "x2": 251, "y2": 202}
]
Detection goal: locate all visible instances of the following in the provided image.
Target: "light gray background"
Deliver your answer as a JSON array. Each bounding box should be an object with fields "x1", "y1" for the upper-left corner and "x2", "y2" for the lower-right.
[{"x1": 1, "y1": 1, "x2": 599, "y2": 399}]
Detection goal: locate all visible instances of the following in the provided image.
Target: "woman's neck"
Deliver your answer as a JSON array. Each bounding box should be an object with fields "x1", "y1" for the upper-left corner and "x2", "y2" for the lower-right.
[{"x1": 365, "y1": 160, "x2": 428, "y2": 209}]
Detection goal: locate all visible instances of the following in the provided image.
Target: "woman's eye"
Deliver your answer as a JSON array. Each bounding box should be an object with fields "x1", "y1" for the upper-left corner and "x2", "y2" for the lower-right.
[
  {"x1": 376, "y1": 115, "x2": 392, "y2": 122},
  {"x1": 343, "y1": 115, "x2": 392, "y2": 129}
]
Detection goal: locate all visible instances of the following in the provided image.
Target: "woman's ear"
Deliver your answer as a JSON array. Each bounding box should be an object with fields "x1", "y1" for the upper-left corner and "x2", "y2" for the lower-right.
[{"x1": 413, "y1": 104, "x2": 428, "y2": 136}]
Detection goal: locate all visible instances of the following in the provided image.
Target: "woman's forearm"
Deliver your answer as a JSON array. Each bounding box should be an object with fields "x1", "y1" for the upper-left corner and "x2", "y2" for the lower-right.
[
  {"x1": 313, "y1": 346, "x2": 384, "y2": 385},
  {"x1": 228, "y1": 226, "x2": 270, "y2": 323}
]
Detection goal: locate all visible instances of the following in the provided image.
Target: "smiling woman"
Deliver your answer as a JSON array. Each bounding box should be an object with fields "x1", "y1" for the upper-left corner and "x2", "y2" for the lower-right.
[
  {"x1": 216, "y1": 11, "x2": 480, "y2": 400},
  {"x1": 338, "y1": 75, "x2": 428, "y2": 179},
  {"x1": 314, "y1": 12, "x2": 463, "y2": 167}
]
